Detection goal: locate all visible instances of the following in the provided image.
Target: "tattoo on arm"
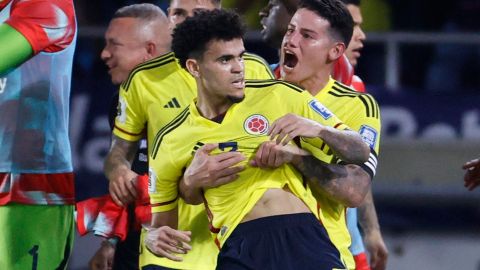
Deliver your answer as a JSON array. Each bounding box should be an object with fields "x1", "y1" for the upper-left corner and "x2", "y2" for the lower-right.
[
  {"x1": 104, "y1": 135, "x2": 139, "y2": 178},
  {"x1": 357, "y1": 189, "x2": 381, "y2": 232}
]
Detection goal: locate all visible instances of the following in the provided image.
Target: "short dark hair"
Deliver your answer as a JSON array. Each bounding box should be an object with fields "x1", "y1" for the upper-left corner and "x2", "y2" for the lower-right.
[
  {"x1": 299, "y1": 0, "x2": 353, "y2": 45},
  {"x1": 338, "y1": 0, "x2": 360, "y2": 6},
  {"x1": 113, "y1": 3, "x2": 165, "y2": 21},
  {"x1": 172, "y1": 9, "x2": 246, "y2": 68}
]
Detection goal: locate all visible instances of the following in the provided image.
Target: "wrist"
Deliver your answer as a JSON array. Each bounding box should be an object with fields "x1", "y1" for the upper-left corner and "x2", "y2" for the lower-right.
[{"x1": 102, "y1": 237, "x2": 119, "y2": 248}]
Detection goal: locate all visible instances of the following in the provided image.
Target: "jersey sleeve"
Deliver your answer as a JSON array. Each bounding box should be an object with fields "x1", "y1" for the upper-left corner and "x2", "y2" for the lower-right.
[
  {"x1": 243, "y1": 53, "x2": 275, "y2": 80},
  {"x1": 113, "y1": 78, "x2": 147, "y2": 142},
  {"x1": 149, "y1": 141, "x2": 182, "y2": 213},
  {"x1": 340, "y1": 94, "x2": 381, "y2": 178},
  {"x1": 7, "y1": 0, "x2": 76, "y2": 54}
]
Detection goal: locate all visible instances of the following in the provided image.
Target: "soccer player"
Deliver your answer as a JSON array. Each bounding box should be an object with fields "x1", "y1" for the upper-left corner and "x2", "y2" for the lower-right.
[
  {"x1": 259, "y1": 0, "x2": 386, "y2": 269},
  {"x1": 463, "y1": 157, "x2": 480, "y2": 191},
  {"x1": 105, "y1": 1, "x2": 275, "y2": 269},
  {"x1": 0, "y1": 0, "x2": 76, "y2": 269},
  {"x1": 79, "y1": 4, "x2": 171, "y2": 270},
  {"x1": 147, "y1": 8, "x2": 369, "y2": 269}
]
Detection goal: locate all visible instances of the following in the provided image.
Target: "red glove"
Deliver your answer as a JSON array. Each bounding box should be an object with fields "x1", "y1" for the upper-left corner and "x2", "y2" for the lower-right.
[{"x1": 332, "y1": 54, "x2": 354, "y2": 86}]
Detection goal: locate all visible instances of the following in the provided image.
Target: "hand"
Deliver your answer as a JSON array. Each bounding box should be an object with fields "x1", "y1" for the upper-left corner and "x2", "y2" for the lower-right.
[
  {"x1": 184, "y1": 143, "x2": 246, "y2": 189},
  {"x1": 144, "y1": 226, "x2": 192, "y2": 262},
  {"x1": 89, "y1": 240, "x2": 116, "y2": 270},
  {"x1": 268, "y1": 113, "x2": 324, "y2": 145},
  {"x1": 108, "y1": 165, "x2": 138, "y2": 206},
  {"x1": 363, "y1": 229, "x2": 388, "y2": 270},
  {"x1": 463, "y1": 158, "x2": 480, "y2": 191},
  {"x1": 250, "y1": 141, "x2": 309, "y2": 168}
]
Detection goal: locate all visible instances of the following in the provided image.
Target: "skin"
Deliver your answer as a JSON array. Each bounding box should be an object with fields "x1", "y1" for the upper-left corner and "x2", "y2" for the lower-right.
[
  {"x1": 344, "y1": 4, "x2": 366, "y2": 67},
  {"x1": 463, "y1": 158, "x2": 480, "y2": 190},
  {"x1": 259, "y1": 0, "x2": 292, "y2": 49},
  {"x1": 280, "y1": 8, "x2": 345, "y2": 95},
  {"x1": 167, "y1": 0, "x2": 218, "y2": 27}
]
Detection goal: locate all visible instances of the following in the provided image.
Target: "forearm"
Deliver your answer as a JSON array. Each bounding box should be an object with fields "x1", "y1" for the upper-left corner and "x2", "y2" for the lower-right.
[
  {"x1": 292, "y1": 155, "x2": 370, "y2": 207},
  {"x1": 151, "y1": 210, "x2": 178, "y2": 229},
  {"x1": 178, "y1": 177, "x2": 204, "y2": 205},
  {"x1": 319, "y1": 128, "x2": 369, "y2": 164},
  {"x1": 357, "y1": 189, "x2": 381, "y2": 233},
  {"x1": 104, "y1": 135, "x2": 139, "y2": 179}
]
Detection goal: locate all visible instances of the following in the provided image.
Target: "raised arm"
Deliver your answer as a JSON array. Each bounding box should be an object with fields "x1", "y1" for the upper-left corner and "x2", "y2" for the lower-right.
[
  {"x1": 0, "y1": 24, "x2": 33, "y2": 75},
  {"x1": 104, "y1": 134, "x2": 140, "y2": 206}
]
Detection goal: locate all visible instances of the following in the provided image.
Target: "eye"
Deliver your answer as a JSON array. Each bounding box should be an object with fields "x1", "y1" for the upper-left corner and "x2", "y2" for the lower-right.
[
  {"x1": 302, "y1": 33, "x2": 311, "y2": 39},
  {"x1": 285, "y1": 28, "x2": 294, "y2": 35}
]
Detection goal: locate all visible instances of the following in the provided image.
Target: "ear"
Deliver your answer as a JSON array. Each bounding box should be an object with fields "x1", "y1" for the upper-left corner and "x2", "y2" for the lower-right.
[
  {"x1": 145, "y1": 42, "x2": 156, "y2": 59},
  {"x1": 328, "y1": 42, "x2": 346, "y2": 62},
  {"x1": 186, "y1": 59, "x2": 200, "y2": 78}
]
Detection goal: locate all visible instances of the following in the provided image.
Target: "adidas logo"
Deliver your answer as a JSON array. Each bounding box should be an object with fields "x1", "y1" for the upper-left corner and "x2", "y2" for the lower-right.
[{"x1": 164, "y1": 97, "x2": 181, "y2": 108}]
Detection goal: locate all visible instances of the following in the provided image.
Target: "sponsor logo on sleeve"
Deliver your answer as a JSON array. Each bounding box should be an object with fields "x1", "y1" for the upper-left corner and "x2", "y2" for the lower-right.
[
  {"x1": 117, "y1": 96, "x2": 127, "y2": 124},
  {"x1": 148, "y1": 168, "x2": 156, "y2": 193},
  {"x1": 309, "y1": 100, "x2": 332, "y2": 120},
  {"x1": 244, "y1": 114, "x2": 269, "y2": 135},
  {"x1": 359, "y1": 125, "x2": 378, "y2": 148}
]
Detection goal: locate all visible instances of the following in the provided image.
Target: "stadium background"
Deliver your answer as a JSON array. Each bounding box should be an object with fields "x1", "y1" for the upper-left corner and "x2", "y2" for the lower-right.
[{"x1": 69, "y1": 0, "x2": 480, "y2": 269}]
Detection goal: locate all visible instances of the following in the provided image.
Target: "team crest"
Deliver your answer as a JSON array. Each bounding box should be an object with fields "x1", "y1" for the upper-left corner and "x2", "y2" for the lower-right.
[
  {"x1": 309, "y1": 100, "x2": 332, "y2": 120},
  {"x1": 359, "y1": 125, "x2": 378, "y2": 149},
  {"x1": 148, "y1": 167, "x2": 157, "y2": 193},
  {"x1": 244, "y1": 114, "x2": 269, "y2": 135}
]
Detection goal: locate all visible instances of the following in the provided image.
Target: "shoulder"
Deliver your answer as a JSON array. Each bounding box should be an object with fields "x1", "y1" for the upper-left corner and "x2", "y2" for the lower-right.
[
  {"x1": 329, "y1": 80, "x2": 379, "y2": 118},
  {"x1": 243, "y1": 52, "x2": 275, "y2": 79},
  {"x1": 245, "y1": 79, "x2": 304, "y2": 93},
  {"x1": 121, "y1": 52, "x2": 178, "y2": 91},
  {"x1": 150, "y1": 106, "x2": 191, "y2": 160}
]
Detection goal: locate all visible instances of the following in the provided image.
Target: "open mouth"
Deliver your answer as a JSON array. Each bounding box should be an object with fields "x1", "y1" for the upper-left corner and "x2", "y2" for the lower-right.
[
  {"x1": 283, "y1": 50, "x2": 298, "y2": 70},
  {"x1": 232, "y1": 78, "x2": 245, "y2": 88}
]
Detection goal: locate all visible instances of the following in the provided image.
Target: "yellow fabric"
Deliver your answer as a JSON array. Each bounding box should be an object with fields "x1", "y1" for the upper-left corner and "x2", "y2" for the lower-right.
[
  {"x1": 149, "y1": 80, "x2": 349, "y2": 247},
  {"x1": 308, "y1": 77, "x2": 382, "y2": 270},
  {"x1": 112, "y1": 51, "x2": 274, "y2": 269}
]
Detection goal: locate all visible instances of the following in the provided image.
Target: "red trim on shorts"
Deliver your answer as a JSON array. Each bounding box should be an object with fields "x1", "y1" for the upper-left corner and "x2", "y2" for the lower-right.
[{"x1": 0, "y1": 172, "x2": 75, "y2": 205}]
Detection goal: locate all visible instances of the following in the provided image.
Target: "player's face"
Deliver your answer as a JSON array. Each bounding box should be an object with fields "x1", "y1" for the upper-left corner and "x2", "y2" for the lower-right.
[
  {"x1": 345, "y1": 4, "x2": 365, "y2": 66},
  {"x1": 197, "y1": 38, "x2": 246, "y2": 103},
  {"x1": 259, "y1": 0, "x2": 292, "y2": 48},
  {"x1": 101, "y1": 17, "x2": 150, "y2": 85},
  {"x1": 280, "y1": 8, "x2": 337, "y2": 85},
  {"x1": 168, "y1": 0, "x2": 217, "y2": 27}
]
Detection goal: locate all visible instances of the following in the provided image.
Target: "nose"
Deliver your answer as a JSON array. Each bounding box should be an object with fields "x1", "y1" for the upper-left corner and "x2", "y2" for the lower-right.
[
  {"x1": 284, "y1": 31, "x2": 300, "y2": 48},
  {"x1": 100, "y1": 47, "x2": 110, "y2": 61},
  {"x1": 357, "y1": 28, "x2": 366, "y2": 41},
  {"x1": 259, "y1": 5, "x2": 268, "y2": 18},
  {"x1": 232, "y1": 58, "x2": 244, "y2": 74}
]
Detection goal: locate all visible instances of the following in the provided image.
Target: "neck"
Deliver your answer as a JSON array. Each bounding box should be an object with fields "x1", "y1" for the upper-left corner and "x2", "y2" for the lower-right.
[
  {"x1": 196, "y1": 90, "x2": 232, "y2": 120},
  {"x1": 297, "y1": 67, "x2": 331, "y2": 97}
]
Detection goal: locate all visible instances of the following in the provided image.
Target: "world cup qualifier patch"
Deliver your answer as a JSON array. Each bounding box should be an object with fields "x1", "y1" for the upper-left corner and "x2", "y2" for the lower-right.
[
  {"x1": 148, "y1": 167, "x2": 157, "y2": 193},
  {"x1": 309, "y1": 100, "x2": 332, "y2": 119},
  {"x1": 359, "y1": 125, "x2": 378, "y2": 149},
  {"x1": 244, "y1": 114, "x2": 269, "y2": 135}
]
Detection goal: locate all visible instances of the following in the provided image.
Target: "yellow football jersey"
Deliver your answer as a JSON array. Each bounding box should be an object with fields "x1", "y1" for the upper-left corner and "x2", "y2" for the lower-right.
[
  {"x1": 113, "y1": 52, "x2": 274, "y2": 269},
  {"x1": 149, "y1": 80, "x2": 350, "y2": 248},
  {"x1": 306, "y1": 77, "x2": 381, "y2": 270}
]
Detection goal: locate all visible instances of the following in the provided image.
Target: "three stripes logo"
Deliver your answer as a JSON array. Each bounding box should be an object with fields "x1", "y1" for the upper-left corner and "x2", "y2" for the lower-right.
[
  {"x1": 191, "y1": 142, "x2": 205, "y2": 155},
  {"x1": 164, "y1": 97, "x2": 181, "y2": 108}
]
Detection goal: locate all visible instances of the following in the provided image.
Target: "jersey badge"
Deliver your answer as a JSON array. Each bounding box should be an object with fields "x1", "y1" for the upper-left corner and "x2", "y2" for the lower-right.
[
  {"x1": 117, "y1": 96, "x2": 127, "y2": 124},
  {"x1": 309, "y1": 100, "x2": 332, "y2": 120},
  {"x1": 244, "y1": 114, "x2": 269, "y2": 135},
  {"x1": 359, "y1": 125, "x2": 378, "y2": 149},
  {"x1": 148, "y1": 167, "x2": 157, "y2": 193}
]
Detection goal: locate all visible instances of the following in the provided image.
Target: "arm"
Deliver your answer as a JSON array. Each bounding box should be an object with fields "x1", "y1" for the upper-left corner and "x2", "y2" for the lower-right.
[
  {"x1": 145, "y1": 209, "x2": 192, "y2": 262},
  {"x1": 268, "y1": 113, "x2": 369, "y2": 164},
  {"x1": 88, "y1": 238, "x2": 116, "y2": 270},
  {"x1": 179, "y1": 144, "x2": 246, "y2": 204},
  {"x1": 358, "y1": 190, "x2": 388, "y2": 270},
  {"x1": 252, "y1": 141, "x2": 370, "y2": 207},
  {"x1": 104, "y1": 135, "x2": 140, "y2": 206},
  {"x1": 0, "y1": 24, "x2": 33, "y2": 75},
  {"x1": 463, "y1": 158, "x2": 480, "y2": 190}
]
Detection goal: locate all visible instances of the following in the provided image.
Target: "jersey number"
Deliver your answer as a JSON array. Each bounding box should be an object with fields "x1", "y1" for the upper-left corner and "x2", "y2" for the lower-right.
[
  {"x1": 219, "y1": 142, "x2": 238, "y2": 152},
  {"x1": 28, "y1": 245, "x2": 39, "y2": 270}
]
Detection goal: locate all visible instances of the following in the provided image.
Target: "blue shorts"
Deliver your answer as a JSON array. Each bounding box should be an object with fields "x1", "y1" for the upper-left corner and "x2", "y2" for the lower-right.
[{"x1": 217, "y1": 213, "x2": 346, "y2": 270}]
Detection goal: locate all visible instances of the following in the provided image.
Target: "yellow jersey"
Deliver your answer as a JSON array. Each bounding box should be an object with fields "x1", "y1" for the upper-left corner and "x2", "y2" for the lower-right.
[
  {"x1": 306, "y1": 77, "x2": 381, "y2": 270},
  {"x1": 113, "y1": 52, "x2": 274, "y2": 269},
  {"x1": 149, "y1": 80, "x2": 350, "y2": 248}
]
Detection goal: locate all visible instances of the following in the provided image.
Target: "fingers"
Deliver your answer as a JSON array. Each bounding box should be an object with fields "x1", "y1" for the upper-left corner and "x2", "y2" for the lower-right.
[
  {"x1": 197, "y1": 143, "x2": 218, "y2": 156},
  {"x1": 371, "y1": 250, "x2": 388, "y2": 270},
  {"x1": 146, "y1": 227, "x2": 192, "y2": 262}
]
